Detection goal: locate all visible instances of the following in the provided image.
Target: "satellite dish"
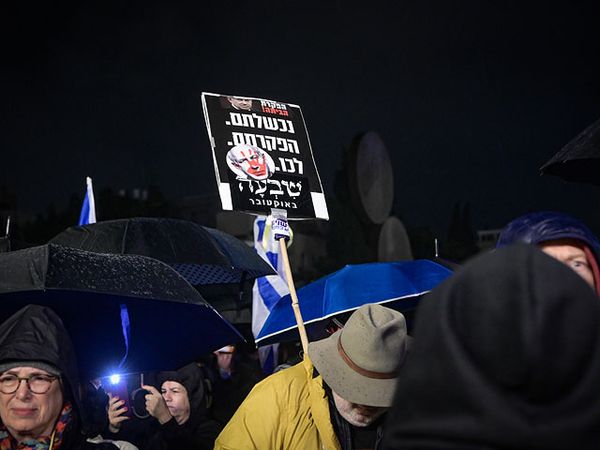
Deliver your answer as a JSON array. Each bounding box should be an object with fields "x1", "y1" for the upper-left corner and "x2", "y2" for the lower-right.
[
  {"x1": 348, "y1": 132, "x2": 394, "y2": 225},
  {"x1": 377, "y1": 216, "x2": 412, "y2": 262}
]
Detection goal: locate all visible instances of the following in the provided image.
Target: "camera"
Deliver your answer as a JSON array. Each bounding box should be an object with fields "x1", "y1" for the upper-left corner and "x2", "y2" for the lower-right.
[
  {"x1": 102, "y1": 373, "x2": 153, "y2": 419},
  {"x1": 130, "y1": 386, "x2": 150, "y2": 419}
]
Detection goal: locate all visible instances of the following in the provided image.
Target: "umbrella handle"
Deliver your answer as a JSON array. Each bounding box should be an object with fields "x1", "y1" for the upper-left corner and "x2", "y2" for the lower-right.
[{"x1": 278, "y1": 237, "x2": 309, "y2": 355}]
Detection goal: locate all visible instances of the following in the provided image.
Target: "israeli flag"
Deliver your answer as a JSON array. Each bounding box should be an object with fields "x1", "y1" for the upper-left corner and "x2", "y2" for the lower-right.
[
  {"x1": 78, "y1": 177, "x2": 97, "y2": 226},
  {"x1": 252, "y1": 216, "x2": 291, "y2": 373}
]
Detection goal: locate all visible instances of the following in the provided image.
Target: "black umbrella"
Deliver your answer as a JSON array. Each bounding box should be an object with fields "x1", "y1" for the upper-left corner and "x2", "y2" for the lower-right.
[
  {"x1": 50, "y1": 218, "x2": 275, "y2": 311},
  {"x1": 541, "y1": 118, "x2": 600, "y2": 185},
  {"x1": 0, "y1": 244, "x2": 243, "y2": 377}
]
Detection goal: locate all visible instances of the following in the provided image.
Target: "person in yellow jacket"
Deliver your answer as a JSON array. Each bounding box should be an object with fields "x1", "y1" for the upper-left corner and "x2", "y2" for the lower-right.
[{"x1": 214, "y1": 303, "x2": 410, "y2": 450}]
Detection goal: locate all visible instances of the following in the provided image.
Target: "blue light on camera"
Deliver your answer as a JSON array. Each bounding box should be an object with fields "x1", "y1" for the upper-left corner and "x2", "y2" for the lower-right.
[{"x1": 109, "y1": 374, "x2": 121, "y2": 385}]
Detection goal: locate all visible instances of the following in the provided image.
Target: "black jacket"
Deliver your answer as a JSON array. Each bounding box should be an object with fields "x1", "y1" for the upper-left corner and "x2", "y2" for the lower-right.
[
  {"x1": 209, "y1": 360, "x2": 262, "y2": 426},
  {"x1": 383, "y1": 245, "x2": 600, "y2": 450},
  {"x1": 0, "y1": 304, "x2": 117, "y2": 450},
  {"x1": 326, "y1": 383, "x2": 384, "y2": 450}
]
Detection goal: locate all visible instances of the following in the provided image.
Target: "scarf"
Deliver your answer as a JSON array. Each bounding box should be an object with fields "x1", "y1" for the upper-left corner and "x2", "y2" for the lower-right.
[{"x1": 0, "y1": 402, "x2": 72, "y2": 450}]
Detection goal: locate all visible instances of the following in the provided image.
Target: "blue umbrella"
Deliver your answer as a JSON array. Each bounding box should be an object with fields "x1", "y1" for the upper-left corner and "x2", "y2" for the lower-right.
[{"x1": 256, "y1": 260, "x2": 453, "y2": 346}]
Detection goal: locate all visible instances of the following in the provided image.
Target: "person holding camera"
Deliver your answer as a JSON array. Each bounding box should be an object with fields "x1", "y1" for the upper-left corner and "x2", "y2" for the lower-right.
[{"x1": 107, "y1": 363, "x2": 220, "y2": 450}]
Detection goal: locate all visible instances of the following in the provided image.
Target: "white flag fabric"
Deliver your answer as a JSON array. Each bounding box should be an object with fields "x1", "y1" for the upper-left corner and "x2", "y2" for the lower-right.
[
  {"x1": 252, "y1": 216, "x2": 292, "y2": 373},
  {"x1": 78, "y1": 177, "x2": 97, "y2": 226},
  {"x1": 252, "y1": 215, "x2": 291, "y2": 337}
]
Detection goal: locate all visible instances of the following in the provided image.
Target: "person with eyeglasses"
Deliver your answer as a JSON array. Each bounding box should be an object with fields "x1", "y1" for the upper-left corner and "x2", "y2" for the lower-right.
[{"x1": 0, "y1": 304, "x2": 119, "y2": 450}]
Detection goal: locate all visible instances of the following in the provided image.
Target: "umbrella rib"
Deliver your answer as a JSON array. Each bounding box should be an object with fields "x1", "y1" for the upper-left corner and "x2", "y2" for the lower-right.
[
  {"x1": 318, "y1": 290, "x2": 428, "y2": 322},
  {"x1": 121, "y1": 220, "x2": 130, "y2": 254},
  {"x1": 256, "y1": 290, "x2": 429, "y2": 344}
]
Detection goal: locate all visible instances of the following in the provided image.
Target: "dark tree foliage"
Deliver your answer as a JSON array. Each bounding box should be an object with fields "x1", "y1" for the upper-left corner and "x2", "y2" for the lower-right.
[
  {"x1": 443, "y1": 201, "x2": 480, "y2": 262},
  {"x1": 17, "y1": 186, "x2": 174, "y2": 246}
]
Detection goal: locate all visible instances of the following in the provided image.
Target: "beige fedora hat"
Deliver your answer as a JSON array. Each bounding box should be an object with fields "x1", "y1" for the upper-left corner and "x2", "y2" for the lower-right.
[{"x1": 308, "y1": 303, "x2": 409, "y2": 408}]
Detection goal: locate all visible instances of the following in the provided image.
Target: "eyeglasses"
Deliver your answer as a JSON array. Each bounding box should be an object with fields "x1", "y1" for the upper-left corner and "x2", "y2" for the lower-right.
[
  {"x1": 325, "y1": 317, "x2": 344, "y2": 336},
  {"x1": 0, "y1": 374, "x2": 59, "y2": 394}
]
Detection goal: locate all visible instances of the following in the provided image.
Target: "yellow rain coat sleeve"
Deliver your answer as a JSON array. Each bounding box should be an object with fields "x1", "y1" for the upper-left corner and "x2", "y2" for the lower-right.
[{"x1": 214, "y1": 357, "x2": 341, "y2": 450}]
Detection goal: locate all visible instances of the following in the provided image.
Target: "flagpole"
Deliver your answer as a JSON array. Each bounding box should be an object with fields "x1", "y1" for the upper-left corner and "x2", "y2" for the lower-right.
[
  {"x1": 271, "y1": 210, "x2": 309, "y2": 356},
  {"x1": 278, "y1": 237, "x2": 309, "y2": 356}
]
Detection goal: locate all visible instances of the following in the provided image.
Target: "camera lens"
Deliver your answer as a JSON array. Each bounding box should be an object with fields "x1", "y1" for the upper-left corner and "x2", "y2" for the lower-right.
[{"x1": 130, "y1": 387, "x2": 150, "y2": 419}]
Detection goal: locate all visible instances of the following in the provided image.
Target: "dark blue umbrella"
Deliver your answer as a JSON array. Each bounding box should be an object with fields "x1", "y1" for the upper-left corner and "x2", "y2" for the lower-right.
[
  {"x1": 256, "y1": 259, "x2": 453, "y2": 346},
  {"x1": 50, "y1": 217, "x2": 275, "y2": 285},
  {"x1": 50, "y1": 217, "x2": 276, "y2": 312},
  {"x1": 0, "y1": 244, "x2": 243, "y2": 376},
  {"x1": 540, "y1": 116, "x2": 600, "y2": 186}
]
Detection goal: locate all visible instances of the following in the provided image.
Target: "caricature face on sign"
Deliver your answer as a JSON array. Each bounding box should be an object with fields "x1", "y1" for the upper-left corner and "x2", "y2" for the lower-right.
[{"x1": 226, "y1": 144, "x2": 276, "y2": 181}]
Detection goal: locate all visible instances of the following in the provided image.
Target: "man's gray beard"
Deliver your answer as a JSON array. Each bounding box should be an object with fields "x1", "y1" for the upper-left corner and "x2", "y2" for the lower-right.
[{"x1": 337, "y1": 406, "x2": 386, "y2": 427}]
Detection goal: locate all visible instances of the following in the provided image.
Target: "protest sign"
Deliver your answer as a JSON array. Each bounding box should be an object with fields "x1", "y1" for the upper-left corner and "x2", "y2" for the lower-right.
[{"x1": 202, "y1": 93, "x2": 328, "y2": 220}]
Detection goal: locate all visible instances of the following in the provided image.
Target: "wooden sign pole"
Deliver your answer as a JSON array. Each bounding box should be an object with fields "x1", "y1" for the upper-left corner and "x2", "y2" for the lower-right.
[{"x1": 278, "y1": 237, "x2": 309, "y2": 356}]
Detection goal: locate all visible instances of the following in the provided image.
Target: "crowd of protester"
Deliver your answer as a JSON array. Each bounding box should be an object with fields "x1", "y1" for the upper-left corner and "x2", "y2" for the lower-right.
[{"x1": 1, "y1": 210, "x2": 599, "y2": 449}]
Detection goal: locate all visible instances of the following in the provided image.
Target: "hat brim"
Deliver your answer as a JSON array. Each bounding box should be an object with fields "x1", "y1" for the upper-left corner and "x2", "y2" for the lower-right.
[{"x1": 309, "y1": 330, "x2": 398, "y2": 408}]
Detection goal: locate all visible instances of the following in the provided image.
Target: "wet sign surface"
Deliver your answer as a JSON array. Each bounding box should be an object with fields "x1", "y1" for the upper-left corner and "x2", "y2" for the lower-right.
[{"x1": 202, "y1": 92, "x2": 328, "y2": 219}]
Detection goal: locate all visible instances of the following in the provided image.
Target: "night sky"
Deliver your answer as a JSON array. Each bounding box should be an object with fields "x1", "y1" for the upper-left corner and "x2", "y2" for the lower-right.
[{"x1": 3, "y1": 1, "x2": 600, "y2": 236}]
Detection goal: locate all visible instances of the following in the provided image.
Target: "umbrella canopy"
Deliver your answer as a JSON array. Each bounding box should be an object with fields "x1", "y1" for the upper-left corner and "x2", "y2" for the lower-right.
[
  {"x1": 256, "y1": 259, "x2": 453, "y2": 346},
  {"x1": 0, "y1": 244, "x2": 243, "y2": 376},
  {"x1": 540, "y1": 117, "x2": 600, "y2": 185},
  {"x1": 50, "y1": 218, "x2": 275, "y2": 311}
]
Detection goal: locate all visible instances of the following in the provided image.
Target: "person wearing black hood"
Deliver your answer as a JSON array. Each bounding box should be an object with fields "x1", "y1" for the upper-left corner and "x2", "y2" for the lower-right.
[
  {"x1": 382, "y1": 245, "x2": 600, "y2": 450},
  {"x1": 0, "y1": 304, "x2": 118, "y2": 450},
  {"x1": 108, "y1": 363, "x2": 220, "y2": 450}
]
